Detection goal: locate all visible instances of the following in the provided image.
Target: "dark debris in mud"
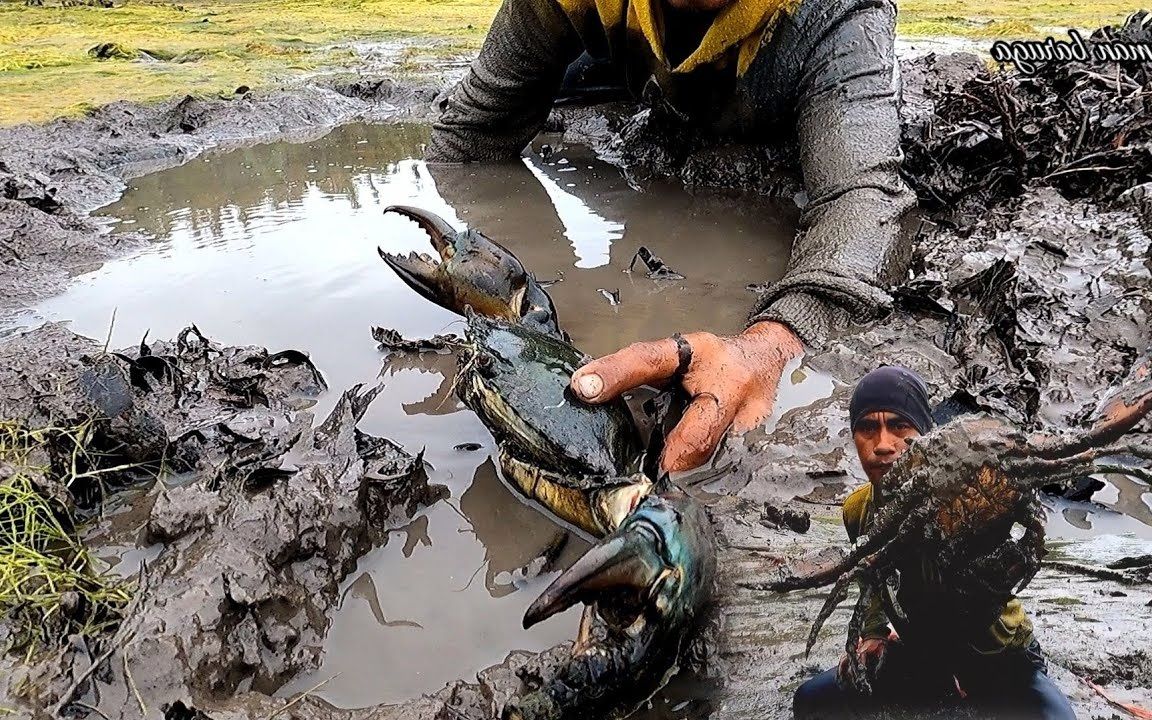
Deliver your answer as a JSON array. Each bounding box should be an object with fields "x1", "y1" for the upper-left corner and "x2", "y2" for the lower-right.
[
  {"x1": 760, "y1": 502, "x2": 811, "y2": 534},
  {"x1": 903, "y1": 13, "x2": 1152, "y2": 232},
  {"x1": 372, "y1": 325, "x2": 459, "y2": 354},
  {"x1": 0, "y1": 324, "x2": 447, "y2": 717},
  {"x1": 629, "y1": 246, "x2": 684, "y2": 281}
]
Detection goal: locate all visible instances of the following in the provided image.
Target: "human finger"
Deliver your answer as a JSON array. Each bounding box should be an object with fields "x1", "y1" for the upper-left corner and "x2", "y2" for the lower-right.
[
  {"x1": 570, "y1": 338, "x2": 681, "y2": 403},
  {"x1": 660, "y1": 391, "x2": 738, "y2": 472},
  {"x1": 732, "y1": 393, "x2": 774, "y2": 433}
]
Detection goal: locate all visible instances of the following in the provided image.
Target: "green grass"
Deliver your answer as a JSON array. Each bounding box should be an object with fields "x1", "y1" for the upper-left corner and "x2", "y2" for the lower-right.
[
  {"x1": 0, "y1": 0, "x2": 1139, "y2": 125},
  {"x1": 0, "y1": 0, "x2": 497, "y2": 125},
  {"x1": 0, "y1": 420, "x2": 132, "y2": 652}
]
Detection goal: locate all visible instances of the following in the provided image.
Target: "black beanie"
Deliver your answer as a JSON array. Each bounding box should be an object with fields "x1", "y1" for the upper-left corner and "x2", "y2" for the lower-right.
[{"x1": 849, "y1": 366, "x2": 935, "y2": 435}]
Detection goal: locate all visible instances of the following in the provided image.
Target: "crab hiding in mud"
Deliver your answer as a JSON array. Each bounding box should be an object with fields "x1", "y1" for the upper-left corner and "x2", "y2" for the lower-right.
[
  {"x1": 742, "y1": 355, "x2": 1152, "y2": 694},
  {"x1": 380, "y1": 206, "x2": 717, "y2": 719}
]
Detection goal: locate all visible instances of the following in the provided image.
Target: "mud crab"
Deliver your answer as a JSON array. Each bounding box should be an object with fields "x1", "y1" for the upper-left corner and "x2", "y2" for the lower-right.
[
  {"x1": 380, "y1": 206, "x2": 717, "y2": 719},
  {"x1": 742, "y1": 354, "x2": 1152, "y2": 693}
]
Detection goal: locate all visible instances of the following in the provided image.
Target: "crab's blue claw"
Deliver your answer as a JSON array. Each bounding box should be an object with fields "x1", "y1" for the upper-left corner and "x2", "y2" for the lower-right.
[{"x1": 508, "y1": 490, "x2": 716, "y2": 720}]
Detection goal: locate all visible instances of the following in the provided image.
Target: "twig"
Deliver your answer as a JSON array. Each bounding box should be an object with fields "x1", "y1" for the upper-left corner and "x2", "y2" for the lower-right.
[
  {"x1": 1070, "y1": 96, "x2": 1089, "y2": 161},
  {"x1": 0, "y1": 238, "x2": 21, "y2": 262},
  {"x1": 70, "y1": 702, "x2": 111, "y2": 720},
  {"x1": 123, "y1": 643, "x2": 146, "y2": 717},
  {"x1": 264, "y1": 672, "x2": 341, "y2": 719},
  {"x1": 102, "y1": 307, "x2": 117, "y2": 355},
  {"x1": 723, "y1": 544, "x2": 781, "y2": 554},
  {"x1": 51, "y1": 641, "x2": 122, "y2": 717},
  {"x1": 51, "y1": 563, "x2": 153, "y2": 717},
  {"x1": 1081, "y1": 675, "x2": 1152, "y2": 719},
  {"x1": 1043, "y1": 165, "x2": 1128, "y2": 179}
]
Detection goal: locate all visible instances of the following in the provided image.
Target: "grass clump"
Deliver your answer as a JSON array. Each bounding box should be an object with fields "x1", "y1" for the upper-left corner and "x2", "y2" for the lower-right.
[{"x1": 0, "y1": 421, "x2": 132, "y2": 652}]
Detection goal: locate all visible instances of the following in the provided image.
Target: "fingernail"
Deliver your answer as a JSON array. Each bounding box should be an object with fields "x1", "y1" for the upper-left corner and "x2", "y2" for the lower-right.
[{"x1": 575, "y1": 373, "x2": 603, "y2": 400}]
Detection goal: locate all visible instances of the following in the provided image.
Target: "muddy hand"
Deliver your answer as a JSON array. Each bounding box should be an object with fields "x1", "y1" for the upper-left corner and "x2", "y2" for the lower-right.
[
  {"x1": 837, "y1": 634, "x2": 895, "y2": 688},
  {"x1": 378, "y1": 205, "x2": 562, "y2": 337},
  {"x1": 503, "y1": 490, "x2": 716, "y2": 720},
  {"x1": 570, "y1": 321, "x2": 804, "y2": 472}
]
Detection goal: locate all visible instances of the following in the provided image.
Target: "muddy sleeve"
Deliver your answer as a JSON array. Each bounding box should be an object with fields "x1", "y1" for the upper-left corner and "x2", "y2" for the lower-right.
[
  {"x1": 748, "y1": 1, "x2": 917, "y2": 349},
  {"x1": 426, "y1": 0, "x2": 584, "y2": 162}
]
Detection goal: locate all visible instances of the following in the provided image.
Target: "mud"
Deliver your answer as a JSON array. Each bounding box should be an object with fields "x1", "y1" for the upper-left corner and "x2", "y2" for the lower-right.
[
  {"x1": 0, "y1": 321, "x2": 447, "y2": 718},
  {"x1": 1, "y1": 18, "x2": 1151, "y2": 720}
]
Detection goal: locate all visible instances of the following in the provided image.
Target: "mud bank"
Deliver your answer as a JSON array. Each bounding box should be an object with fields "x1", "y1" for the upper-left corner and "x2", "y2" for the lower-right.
[
  {"x1": 1, "y1": 21, "x2": 1151, "y2": 720},
  {"x1": 0, "y1": 74, "x2": 441, "y2": 320},
  {"x1": 0, "y1": 322, "x2": 447, "y2": 718}
]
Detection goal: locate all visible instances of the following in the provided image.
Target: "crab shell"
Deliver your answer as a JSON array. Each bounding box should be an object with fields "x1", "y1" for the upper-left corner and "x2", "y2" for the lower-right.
[{"x1": 458, "y1": 313, "x2": 650, "y2": 536}]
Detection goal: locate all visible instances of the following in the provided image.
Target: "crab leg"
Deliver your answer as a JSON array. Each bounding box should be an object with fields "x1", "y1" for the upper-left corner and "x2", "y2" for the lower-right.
[
  {"x1": 1025, "y1": 352, "x2": 1152, "y2": 460},
  {"x1": 742, "y1": 469, "x2": 929, "y2": 592},
  {"x1": 846, "y1": 580, "x2": 880, "y2": 695},
  {"x1": 805, "y1": 563, "x2": 865, "y2": 655}
]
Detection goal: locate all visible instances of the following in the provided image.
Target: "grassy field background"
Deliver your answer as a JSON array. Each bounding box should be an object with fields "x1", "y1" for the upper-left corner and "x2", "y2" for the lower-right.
[{"x1": 0, "y1": 0, "x2": 1140, "y2": 126}]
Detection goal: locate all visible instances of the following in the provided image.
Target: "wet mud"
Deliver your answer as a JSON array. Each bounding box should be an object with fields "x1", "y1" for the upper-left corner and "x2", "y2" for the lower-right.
[
  {"x1": 1, "y1": 18, "x2": 1151, "y2": 720},
  {"x1": 0, "y1": 322, "x2": 447, "y2": 718}
]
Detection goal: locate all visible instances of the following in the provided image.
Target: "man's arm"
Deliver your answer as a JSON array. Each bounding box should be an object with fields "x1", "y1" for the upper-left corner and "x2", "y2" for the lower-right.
[
  {"x1": 749, "y1": 0, "x2": 916, "y2": 349},
  {"x1": 427, "y1": 0, "x2": 583, "y2": 163}
]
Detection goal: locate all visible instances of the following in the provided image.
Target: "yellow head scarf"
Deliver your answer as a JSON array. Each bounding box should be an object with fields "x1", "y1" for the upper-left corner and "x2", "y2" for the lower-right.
[{"x1": 557, "y1": 0, "x2": 802, "y2": 76}]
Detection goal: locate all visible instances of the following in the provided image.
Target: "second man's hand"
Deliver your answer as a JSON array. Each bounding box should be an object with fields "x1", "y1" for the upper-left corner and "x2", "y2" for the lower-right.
[{"x1": 569, "y1": 321, "x2": 805, "y2": 473}]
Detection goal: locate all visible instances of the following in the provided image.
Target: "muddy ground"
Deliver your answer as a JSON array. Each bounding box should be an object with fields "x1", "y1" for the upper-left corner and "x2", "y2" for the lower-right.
[{"x1": 1, "y1": 23, "x2": 1151, "y2": 720}]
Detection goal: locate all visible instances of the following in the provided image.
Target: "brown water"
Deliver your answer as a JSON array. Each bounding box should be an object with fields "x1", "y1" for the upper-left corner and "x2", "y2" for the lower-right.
[
  {"x1": 29, "y1": 122, "x2": 814, "y2": 709},
  {"x1": 24, "y1": 121, "x2": 1151, "y2": 710}
]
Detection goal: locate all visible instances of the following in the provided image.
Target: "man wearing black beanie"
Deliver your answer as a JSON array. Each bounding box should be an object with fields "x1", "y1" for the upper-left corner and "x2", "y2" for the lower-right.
[{"x1": 792, "y1": 366, "x2": 1075, "y2": 719}]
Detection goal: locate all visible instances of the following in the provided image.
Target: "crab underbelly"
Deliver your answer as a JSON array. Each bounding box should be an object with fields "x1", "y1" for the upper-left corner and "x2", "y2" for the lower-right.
[
  {"x1": 934, "y1": 465, "x2": 1025, "y2": 538},
  {"x1": 498, "y1": 447, "x2": 652, "y2": 538}
]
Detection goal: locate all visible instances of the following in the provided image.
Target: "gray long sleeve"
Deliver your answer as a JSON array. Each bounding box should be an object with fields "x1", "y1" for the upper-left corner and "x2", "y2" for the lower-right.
[
  {"x1": 747, "y1": 0, "x2": 917, "y2": 349},
  {"x1": 427, "y1": 0, "x2": 583, "y2": 162}
]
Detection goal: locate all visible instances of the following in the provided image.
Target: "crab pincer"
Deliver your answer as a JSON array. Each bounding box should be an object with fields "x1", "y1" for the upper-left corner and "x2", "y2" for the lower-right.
[
  {"x1": 379, "y1": 205, "x2": 562, "y2": 338},
  {"x1": 503, "y1": 489, "x2": 716, "y2": 720}
]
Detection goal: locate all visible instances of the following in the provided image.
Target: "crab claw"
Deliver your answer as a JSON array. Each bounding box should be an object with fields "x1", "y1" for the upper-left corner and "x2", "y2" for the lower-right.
[
  {"x1": 380, "y1": 205, "x2": 563, "y2": 337},
  {"x1": 506, "y1": 490, "x2": 715, "y2": 720},
  {"x1": 376, "y1": 246, "x2": 446, "y2": 308},
  {"x1": 524, "y1": 519, "x2": 667, "y2": 630},
  {"x1": 384, "y1": 205, "x2": 457, "y2": 255}
]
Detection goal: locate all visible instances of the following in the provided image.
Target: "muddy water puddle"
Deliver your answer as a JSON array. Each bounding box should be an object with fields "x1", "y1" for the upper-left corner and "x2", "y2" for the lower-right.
[{"x1": 21, "y1": 122, "x2": 812, "y2": 708}]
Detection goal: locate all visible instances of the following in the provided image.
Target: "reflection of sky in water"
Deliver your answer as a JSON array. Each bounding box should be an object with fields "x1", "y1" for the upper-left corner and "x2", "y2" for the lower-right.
[
  {"x1": 1046, "y1": 474, "x2": 1152, "y2": 541},
  {"x1": 26, "y1": 123, "x2": 804, "y2": 709},
  {"x1": 522, "y1": 156, "x2": 623, "y2": 269}
]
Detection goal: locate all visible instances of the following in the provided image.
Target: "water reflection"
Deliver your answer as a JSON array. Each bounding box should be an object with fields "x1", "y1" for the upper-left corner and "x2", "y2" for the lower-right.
[
  {"x1": 30, "y1": 121, "x2": 799, "y2": 708},
  {"x1": 1046, "y1": 474, "x2": 1152, "y2": 540}
]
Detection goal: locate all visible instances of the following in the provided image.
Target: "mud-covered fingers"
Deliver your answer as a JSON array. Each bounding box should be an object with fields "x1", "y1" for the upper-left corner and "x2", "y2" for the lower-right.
[
  {"x1": 731, "y1": 390, "x2": 775, "y2": 433},
  {"x1": 570, "y1": 338, "x2": 682, "y2": 403},
  {"x1": 660, "y1": 390, "x2": 739, "y2": 473}
]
